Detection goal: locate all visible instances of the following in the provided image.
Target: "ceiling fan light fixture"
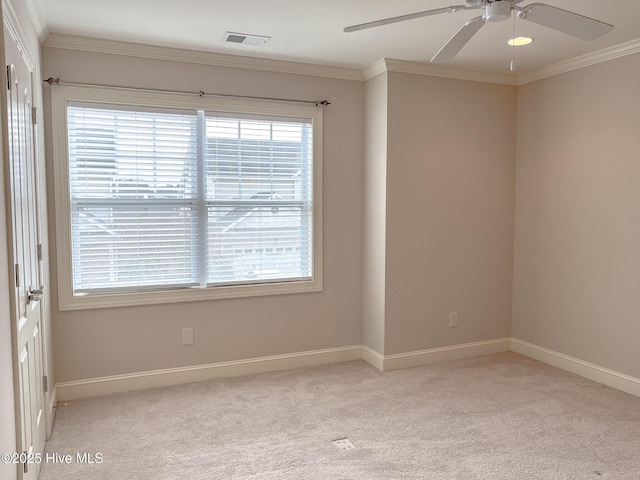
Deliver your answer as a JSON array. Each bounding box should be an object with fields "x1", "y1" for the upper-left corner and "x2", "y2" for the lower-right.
[{"x1": 508, "y1": 36, "x2": 534, "y2": 46}]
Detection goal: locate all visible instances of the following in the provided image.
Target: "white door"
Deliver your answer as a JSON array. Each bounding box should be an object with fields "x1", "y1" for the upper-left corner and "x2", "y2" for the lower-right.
[{"x1": 5, "y1": 24, "x2": 46, "y2": 480}]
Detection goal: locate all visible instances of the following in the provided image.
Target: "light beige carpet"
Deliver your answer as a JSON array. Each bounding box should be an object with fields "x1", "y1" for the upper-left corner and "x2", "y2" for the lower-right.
[{"x1": 39, "y1": 353, "x2": 640, "y2": 479}]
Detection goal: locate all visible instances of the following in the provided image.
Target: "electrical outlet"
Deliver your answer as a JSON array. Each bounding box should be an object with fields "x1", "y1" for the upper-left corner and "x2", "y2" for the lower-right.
[
  {"x1": 182, "y1": 328, "x2": 194, "y2": 346},
  {"x1": 449, "y1": 312, "x2": 458, "y2": 328}
]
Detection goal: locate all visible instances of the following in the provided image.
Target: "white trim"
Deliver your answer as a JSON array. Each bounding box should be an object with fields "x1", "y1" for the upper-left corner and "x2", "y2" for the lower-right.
[
  {"x1": 361, "y1": 345, "x2": 384, "y2": 371},
  {"x1": 367, "y1": 43, "x2": 640, "y2": 85},
  {"x1": 361, "y1": 58, "x2": 518, "y2": 85},
  {"x1": 381, "y1": 338, "x2": 512, "y2": 371},
  {"x1": 55, "y1": 346, "x2": 362, "y2": 401},
  {"x1": 53, "y1": 339, "x2": 640, "y2": 402},
  {"x1": 511, "y1": 339, "x2": 640, "y2": 398},
  {"x1": 46, "y1": 384, "x2": 56, "y2": 438},
  {"x1": 55, "y1": 340, "x2": 512, "y2": 401},
  {"x1": 43, "y1": 34, "x2": 364, "y2": 82},
  {"x1": 61, "y1": 281, "x2": 324, "y2": 311},
  {"x1": 518, "y1": 39, "x2": 640, "y2": 85},
  {"x1": 382, "y1": 59, "x2": 518, "y2": 86},
  {"x1": 362, "y1": 59, "x2": 388, "y2": 81},
  {"x1": 41, "y1": 34, "x2": 640, "y2": 87},
  {"x1": 51, "y1": 84, "x2": 323, "y2": 310},
  {"x1": 25, "y1": 0, "x2": 49, "y2": 42}
]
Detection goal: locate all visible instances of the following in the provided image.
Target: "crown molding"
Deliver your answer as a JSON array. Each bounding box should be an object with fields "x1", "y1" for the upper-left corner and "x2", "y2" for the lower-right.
[
  {"x1": 362, "y1": 59, "x2": 388, "y2": 81},
  {"x1": 42, "y1": 33, "x2": 640, "y2": 87},
  {"x1": 43, "y1": 33, "x2": 365, "y2": 82},
  {"x1": 363, "y1": 58, "x2": 518, "y2": 85},
  {"x1": 25, "y1": 0, "x2": 48, "y2": 42},
  {"x1": 518, "y1": 38, "x2": 640, "y2": 85},
  {"x1": 368, "y1": 38, "x2": 640, "y2": 86}
]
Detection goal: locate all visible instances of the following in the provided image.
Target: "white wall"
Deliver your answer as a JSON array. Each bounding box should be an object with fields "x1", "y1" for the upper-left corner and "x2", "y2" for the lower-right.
[
  {"x1": 42, "y1": 47, "x2": 364, "y2": 382},
  {"x1": 513, "y1": 53, "x2": 640, "y2": 379},
  {"x1": 361, "y1": 69, "x2": 516, "y2": 357},
  {"x1": 383, "y1": 72, "x2": 516, "y2": 354},
  {"x1": 362, "y1": 72, "x2": 388, "y2": 353}
]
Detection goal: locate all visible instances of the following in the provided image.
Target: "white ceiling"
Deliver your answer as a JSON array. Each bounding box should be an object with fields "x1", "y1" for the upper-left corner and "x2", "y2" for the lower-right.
[{"x1": 38, "y1": 0, "x2": 640, "y2": 75}]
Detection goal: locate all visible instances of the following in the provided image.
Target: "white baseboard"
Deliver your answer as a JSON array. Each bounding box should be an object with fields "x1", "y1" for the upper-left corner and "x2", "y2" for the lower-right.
[
  {"x1": 361, "y1": 338, "x2": 511, "y2": 372},
  {"x1": 361, "y1": 345, "x2": 384, "y2": 371},
  {"x1": 60, "y1": 337, "x2": 639, "y2": 403},
  {"x1": 381, "y1": 338, "x2": 512, "y2": 371},
  {"x1": 56, "y1": 345, "x2": 362, "y2": 401},
  {"x1": 511, "y1": 338, "x2": 640, "y2": 398},
  {"x1": 55, "y1": 339, "x2": 511, "y2": 401},
  {"x1": 47, "y1": 384, "x2": 57, "y2": 438}
]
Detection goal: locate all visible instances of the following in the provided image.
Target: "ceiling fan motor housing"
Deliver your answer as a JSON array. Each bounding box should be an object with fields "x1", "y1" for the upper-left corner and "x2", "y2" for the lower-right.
[{"x1": 485, "y1": 1, "x2": 512, "y2": 22}]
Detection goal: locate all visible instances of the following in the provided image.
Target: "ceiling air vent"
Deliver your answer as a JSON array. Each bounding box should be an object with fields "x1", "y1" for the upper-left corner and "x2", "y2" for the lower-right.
[{"x1": 221, "y1": 32, "x2": 270, "y2": 47}]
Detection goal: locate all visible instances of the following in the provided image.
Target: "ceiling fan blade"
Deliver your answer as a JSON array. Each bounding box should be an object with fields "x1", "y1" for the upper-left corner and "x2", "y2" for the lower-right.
[
  {"x1": 430, "y1": 16, "x2": 486, "y2": 63},
  {"x1": 518, "y1": 3, "x2": 613, "y2": 41},
  {"x1": 344, "y1": 5, "x2": 471, "y2": 33}
]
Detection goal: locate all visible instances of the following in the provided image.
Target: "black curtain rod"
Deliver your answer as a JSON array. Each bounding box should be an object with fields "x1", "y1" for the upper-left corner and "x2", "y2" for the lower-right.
[{"x1": 43, "y1": 77, "x2": 331, "y2": 107}]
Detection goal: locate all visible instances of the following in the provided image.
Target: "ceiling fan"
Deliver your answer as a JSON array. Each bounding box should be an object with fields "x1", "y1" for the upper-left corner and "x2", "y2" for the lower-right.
[{"x1": 344, "y1": 0, "x2": 613, "y2": 64}]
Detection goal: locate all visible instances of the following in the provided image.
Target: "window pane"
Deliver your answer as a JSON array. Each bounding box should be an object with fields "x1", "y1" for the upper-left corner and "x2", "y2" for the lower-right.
[
  {"x1": 71, "y1": 204, "x2": 199, "y2": 291},
  {"x1": 207, "y1": 205, "x2": 312, "y2": 284},
  {"x1": 68, "y1": 104, "x2": 198, "y2": 200},
  {"x1": 67, "y1": 104, "x2": 199, "y2": 292},
  {"x1": 205, "y1": 116, "x2": 313, "y2": 285}
]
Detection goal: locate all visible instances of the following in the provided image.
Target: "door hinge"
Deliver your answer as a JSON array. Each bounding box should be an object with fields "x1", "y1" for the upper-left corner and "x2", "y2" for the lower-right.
[
  {"x1": 43, "y1": 375, "x2": 49, "y2": 393},
  {"x1": 23, "y1": 451, "x2": 28, "y2": 473},
  {"x1": 15, "y1": 264, "x2": 20, "y2": 288},
  {"x1": 6, "y1": 65, "x2": 10, "y2": 90},
  {"x1": 32, "y1": 106, "x2": 37, "y2": 125},
  {"x1": 37, "y1": 243, "x2": 43, "y2": 261}
]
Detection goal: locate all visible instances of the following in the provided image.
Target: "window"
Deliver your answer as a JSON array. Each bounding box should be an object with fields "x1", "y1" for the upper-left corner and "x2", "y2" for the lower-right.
[{"x1": 52, "y1": 86, "x2": 322, "y2": 309}]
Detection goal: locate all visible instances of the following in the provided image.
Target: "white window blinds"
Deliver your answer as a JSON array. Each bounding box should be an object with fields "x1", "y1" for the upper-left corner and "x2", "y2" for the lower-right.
[{"x1": 67, "y1": 102, "x2": 313, "y2": 294}]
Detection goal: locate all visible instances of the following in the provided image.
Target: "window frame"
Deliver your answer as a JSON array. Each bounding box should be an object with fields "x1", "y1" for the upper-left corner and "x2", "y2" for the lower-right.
[{"x1": 52, "y1": 85, "x2": 323, "y2": 310}]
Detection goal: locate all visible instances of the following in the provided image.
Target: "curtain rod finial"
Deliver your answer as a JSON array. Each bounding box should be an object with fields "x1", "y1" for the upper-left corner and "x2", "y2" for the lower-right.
[
  {"x1": 317, "y1": 100, "x2": 330, "y2": 107},
  {"x1": 44, "y1": 77, "x2": 60, "y2": 85}
]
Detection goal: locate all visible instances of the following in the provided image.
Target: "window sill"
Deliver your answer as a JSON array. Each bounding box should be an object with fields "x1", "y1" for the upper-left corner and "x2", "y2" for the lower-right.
[{"x1": 58, "y1": 278, "x2": 322, "y2": 311}]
